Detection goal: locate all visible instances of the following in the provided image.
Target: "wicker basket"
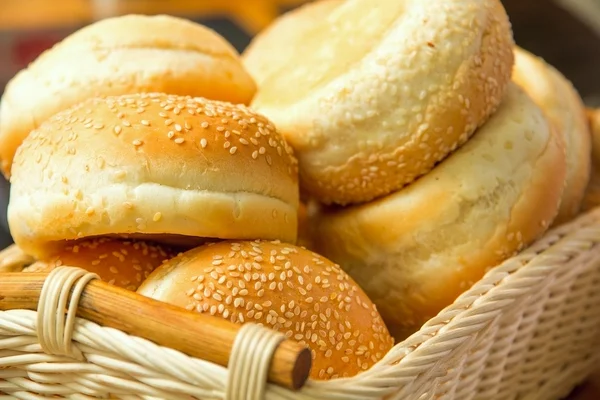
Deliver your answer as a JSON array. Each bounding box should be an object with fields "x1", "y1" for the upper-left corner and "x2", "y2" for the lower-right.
[{"x1": 1, "y1": 206, "x2": 600, "y2": 400}]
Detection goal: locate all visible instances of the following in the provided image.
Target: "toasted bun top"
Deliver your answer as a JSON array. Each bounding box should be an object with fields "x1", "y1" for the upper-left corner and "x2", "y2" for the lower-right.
[
  {"x1": 249, "y1": 0, "x2": 514, "y2": 205},
  {"x1": 8, "y1": 93, "x2": 299, "y2": 258},
  {"x1": 0, "y1": 14, "x2": 257, "y2": 177},
  {"x1": 23, "y1": 238, "x2": 179, "y2": 291},
  {"x1": 137, "y1": 240, "x2": 394, "y2": 380},
  {"x1": 512, "y1": 46, "x2": 591, "y2": 225}
]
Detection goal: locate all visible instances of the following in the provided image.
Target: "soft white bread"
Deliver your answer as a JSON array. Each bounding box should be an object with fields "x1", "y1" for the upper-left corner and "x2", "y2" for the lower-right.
[
  {"x1": 512, "y1": 46, "x2": 591, "y2": 225},
  {"x1": 242, "y1": 0, "x2": 344, "y2": 87},
  {"x1": 23, "y1": 238, "x2": 179, "y2": 291},
  {"x1": 0, "y1": 14, "x2": 257, "y2": 178},
  {"x1": 312, "y1": 84, "x2": 566, "y2": 340},
  {"x1": 8, "y1": 93, "x2": 299, "y2": 258},
  {"x1": 137, "y1": 240, "x2": 394, "y2": 380},
  {"x1": 247, "y1": 0, "x2": 515, "y2": 205}
]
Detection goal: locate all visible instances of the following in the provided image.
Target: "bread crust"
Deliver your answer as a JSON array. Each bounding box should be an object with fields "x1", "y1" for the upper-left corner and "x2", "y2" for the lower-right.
[
  {"x1": 248, "y1": 0, "x2": 515, "y2": 205},
  {"x1": 512, "y1": 47, "x2": 591, "y2": 225},
  {"x1": 23, "y1": 238, "x2": 178, "y2": 291},
  {"x1": 0, "y1": 14, "x2": 257, "y2": 178},
  {"x1": 312, "y1": 84, "x2": 566, "y2": 339},
  {"x1": 8, "y1": 93, "x2": 299, "y2": 258},
  {"x1": 137, "y1": 240, "x2": 394, "y2": 380}
]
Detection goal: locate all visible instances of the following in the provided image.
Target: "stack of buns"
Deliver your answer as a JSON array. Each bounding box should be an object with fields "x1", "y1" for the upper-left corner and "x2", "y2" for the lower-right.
[
  {"x1": 1, "y1": 0, "x2": 595, "y2": 381},
  {"x1": 242, "y1": 0, "x2": 591, "y2": 340},
  {"x1": 1, "y1": 13, "x2": 394, "y2": 380}
]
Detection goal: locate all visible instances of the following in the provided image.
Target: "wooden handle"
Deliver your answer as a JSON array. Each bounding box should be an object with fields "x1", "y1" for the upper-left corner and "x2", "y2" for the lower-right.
[{"x1": 0, "y1": 272, "x2": 312, "y2": 390}]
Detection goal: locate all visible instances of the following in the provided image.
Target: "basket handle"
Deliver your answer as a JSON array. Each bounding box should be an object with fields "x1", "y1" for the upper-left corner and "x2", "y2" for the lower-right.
[{"x1": 0, "y1": 269, "x2": 312, "y2": 391}]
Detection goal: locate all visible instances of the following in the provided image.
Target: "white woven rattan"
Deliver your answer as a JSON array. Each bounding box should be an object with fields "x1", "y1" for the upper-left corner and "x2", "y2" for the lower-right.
[{"x1": 2, "y1": 207, "x2": 600, "y2": 399}]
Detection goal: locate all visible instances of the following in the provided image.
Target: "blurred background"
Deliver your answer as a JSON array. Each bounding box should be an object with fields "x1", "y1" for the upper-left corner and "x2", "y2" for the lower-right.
[{"x1": 0, "y1": 0, "x2": 599, "y2": 397}]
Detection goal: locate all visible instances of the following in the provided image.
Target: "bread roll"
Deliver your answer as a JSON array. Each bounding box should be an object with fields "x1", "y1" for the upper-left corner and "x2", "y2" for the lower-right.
[
  {"x1": 312, "y1": 84, "x2": 566, "y2": 339},
  {"x1": 246, "y1": 0, "x2": 514, "y2": 205},
  {"x1": 8, "y1": 93, "x2": 299, "y2": 258},
  {"x1": 137, "y1": 240, "x2": 394, "y2": 380},
  {"x1": 23, "y1": 238, "x2": 178, "y2": 291},
  {"x1": 512, "y1": 47, "x2": 591, "y2": 225},
  {"x1": 243, "y1": 0, "x2": 344, "y2": 87},
  {"x1": 0, "y1": 14, "x2": 257, "y2": 178}
]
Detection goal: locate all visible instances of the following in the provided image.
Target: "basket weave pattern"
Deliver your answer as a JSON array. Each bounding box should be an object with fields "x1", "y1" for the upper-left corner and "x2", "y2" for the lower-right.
[{"x1": 1, "y1": 207, "x2": 600, "y2": 399}]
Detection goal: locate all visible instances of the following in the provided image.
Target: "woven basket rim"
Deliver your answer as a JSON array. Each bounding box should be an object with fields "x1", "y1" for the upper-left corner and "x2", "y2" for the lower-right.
[{"x1": 1, "y1": 207, "x2": 600, "y2": 399}]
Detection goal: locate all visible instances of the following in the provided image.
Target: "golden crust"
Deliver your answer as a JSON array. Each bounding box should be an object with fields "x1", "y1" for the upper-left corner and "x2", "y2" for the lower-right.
[
  {"x1": 248, "y1": 0, "x2": 515, "y2": 205},
  {"x1": 8, "y1": 93, "x2": 299, "y2": 258},
  {"x1": 23, "y1": 238, "x2": 178, "y2": 291},
  {"x1": 512, "y1": 47, "x2": 591, "y2": 225},
  {"x1": 137, "y1": 240, "x2": 394, "y2": 380},
  {"x1": 311, "y1": 84, "x2": 566, "y2": 340},
  {"x1": 0, "y1": 14, "x2": 257, "y2": 178}
]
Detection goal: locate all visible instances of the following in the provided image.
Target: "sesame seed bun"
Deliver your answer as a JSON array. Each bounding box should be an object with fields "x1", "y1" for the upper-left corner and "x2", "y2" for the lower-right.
[
  {"x1": 22, "y1": 238, "x2": 178, "y2": 291},
  {"x1": 0, "y1": 14, "x2": 257, "y2": 178},
  {"x1": 246, "y1": 0, "x2": 514, "y2": 205},
  {"x1": 8, "y1": 93, "x2": 299, "y2": 259},
  {"x1": 512, "y1": 47, "x2": 591, "y2": 225},
  {"x1": 311, "y1": 84, "x2": 566, "y2": 340},
  {"x1": 136, "y1": 240, "x2": 394, "y2": 380}
]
